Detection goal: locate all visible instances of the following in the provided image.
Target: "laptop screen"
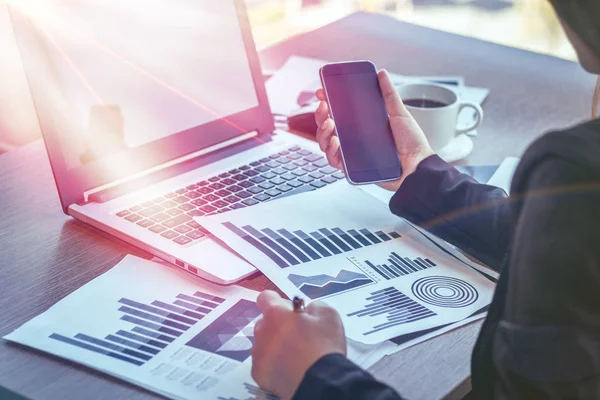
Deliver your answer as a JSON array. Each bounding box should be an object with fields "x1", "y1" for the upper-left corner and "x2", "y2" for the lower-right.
[
  {"x1": 11, "y1": 0, "x2": 273, "y2": 210},
  {"x1": 19, "y1": 0, "x2": 259, "y2": 170}
]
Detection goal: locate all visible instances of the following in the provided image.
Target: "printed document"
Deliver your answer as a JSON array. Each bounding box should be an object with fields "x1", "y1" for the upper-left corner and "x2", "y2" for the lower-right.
[
  {"x1": 4, "y1": 255, "x2": 392, "y2": 399},
  {"x1": 199, "y1": 184, "x2": 495, "y2": 344}
]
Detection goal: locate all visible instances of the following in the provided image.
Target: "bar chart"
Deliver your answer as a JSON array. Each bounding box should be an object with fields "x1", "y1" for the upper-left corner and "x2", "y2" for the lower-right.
[
  {"x1": 364, "y1": 252, "x2": 437, "y2": 280},
  {"x1": 186, "y1": 299, "x2": 260, "y2": 362},
  {"x1": 222, "y1": 221, "x2": 401, "y2": 268},
  {"x1": 50, "y1": 290, "x2": 225, "y2": 366},
  {"x1": 347, "y1": 287, "x2": 436, "y2": 336},
  {"x1": 287, "y1": 269, "x2": 374, "y2": 299},
  {"x1": 217, "y1": 382, "x2": 278, "y2": 400}
]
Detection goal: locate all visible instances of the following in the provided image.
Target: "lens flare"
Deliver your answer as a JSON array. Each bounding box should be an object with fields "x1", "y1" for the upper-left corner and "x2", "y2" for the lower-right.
[{"x1": 9, "y1": 0, "x2": 279, "y2": 185}]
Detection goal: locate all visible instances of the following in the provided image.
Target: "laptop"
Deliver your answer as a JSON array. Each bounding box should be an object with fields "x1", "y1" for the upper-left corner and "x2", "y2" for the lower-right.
[{"x1": 10, "y1": 0, "x2": 343, "y2": 284}]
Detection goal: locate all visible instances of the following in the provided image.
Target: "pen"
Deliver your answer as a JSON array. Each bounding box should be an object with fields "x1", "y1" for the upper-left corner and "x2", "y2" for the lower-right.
[{"x1": 292, "y1": 296, "x2": 305, "y2": 313}]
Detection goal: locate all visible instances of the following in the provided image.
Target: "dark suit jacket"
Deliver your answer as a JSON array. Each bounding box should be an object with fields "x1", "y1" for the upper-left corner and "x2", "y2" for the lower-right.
[{"x1": 293, "y1": 119, "x2": 600, "y2": 399}]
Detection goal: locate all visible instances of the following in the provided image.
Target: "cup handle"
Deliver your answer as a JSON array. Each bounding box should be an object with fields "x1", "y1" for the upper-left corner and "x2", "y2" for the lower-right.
[{"x1": 456, "y1": 102, "x2": 483, "y2": 136}]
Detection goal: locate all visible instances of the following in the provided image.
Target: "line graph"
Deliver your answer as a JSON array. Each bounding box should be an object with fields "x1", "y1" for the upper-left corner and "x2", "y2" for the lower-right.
[{"x1": 288, "y1": 269, "x2": 373, "y2": 299}]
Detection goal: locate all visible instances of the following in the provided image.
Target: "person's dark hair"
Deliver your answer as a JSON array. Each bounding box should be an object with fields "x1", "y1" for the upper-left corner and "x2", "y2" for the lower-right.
[
  {"x1": 594, "y1": 80, "x2": 600, "y2": 118},
  {"x1": 548, "y1": 0, "x2": 600, "y2": 59},
  {"x1": 547, "y1": 0, "x2": 600, "y2": 117}
]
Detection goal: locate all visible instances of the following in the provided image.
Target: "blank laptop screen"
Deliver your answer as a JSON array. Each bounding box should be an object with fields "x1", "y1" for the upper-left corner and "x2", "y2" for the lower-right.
[{"x1": 15, "y1": 0, "x2": 259, "y2": 170}]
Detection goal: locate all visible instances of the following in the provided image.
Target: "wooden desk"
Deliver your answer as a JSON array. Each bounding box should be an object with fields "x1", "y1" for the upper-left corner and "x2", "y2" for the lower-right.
[
  {"x1": 261, "y1": 13, "x2": 597, "y2": 165},
  {"x1": 0, "y1": 13, "x2": 596, "y2": 400}
]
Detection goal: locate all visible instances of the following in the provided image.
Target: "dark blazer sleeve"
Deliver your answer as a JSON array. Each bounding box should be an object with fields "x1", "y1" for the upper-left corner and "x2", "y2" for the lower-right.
[
  {"x1": 389, "y1": 155, "x2": 511, "y2": 270},
  {"x1": 292, "y1": 156, "x2": 512, "y2": 400},
  {"x1": 293, "y1": 354, "x2": 404, "y2": 400},
  {"x1": 492, "y1": 157, "x2": 600, "y2": 398}
]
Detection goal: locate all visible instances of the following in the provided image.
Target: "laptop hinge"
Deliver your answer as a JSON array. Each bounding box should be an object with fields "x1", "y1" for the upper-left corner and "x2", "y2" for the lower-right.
[{"x1": 85, "y1": 130, "x2": 259, "y2": 204}]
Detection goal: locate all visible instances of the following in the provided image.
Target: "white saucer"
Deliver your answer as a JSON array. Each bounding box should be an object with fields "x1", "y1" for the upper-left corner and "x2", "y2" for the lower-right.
[{"x1": 437, "y1": 133, "x2": 474, "y2": 163}]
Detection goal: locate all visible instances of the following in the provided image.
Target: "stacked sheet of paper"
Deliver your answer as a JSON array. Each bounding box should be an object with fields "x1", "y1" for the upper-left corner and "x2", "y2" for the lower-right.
[
  {"x1": 198, "y1": 184, "x2": 495, "y2": 345},
  {"x1": 4, "y1": 255, "x2": 395, "y2": 399},
  {"x1": 5, "y1": 256, "x2": 264, "y2": 399}
]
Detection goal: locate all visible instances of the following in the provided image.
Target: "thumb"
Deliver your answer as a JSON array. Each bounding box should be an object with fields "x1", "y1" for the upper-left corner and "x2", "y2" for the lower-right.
[
  {"x1": 256, "y1": 290, "x2": 287, "y2": 314},
  {"x1": 378, "y1": 70, "x2": 411, "y2": 119}
]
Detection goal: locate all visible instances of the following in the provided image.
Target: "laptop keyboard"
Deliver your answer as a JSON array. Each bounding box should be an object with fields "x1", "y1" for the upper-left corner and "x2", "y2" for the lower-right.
[{"x1": 114, "y1": 146, "x2": 344, "y2": 246}]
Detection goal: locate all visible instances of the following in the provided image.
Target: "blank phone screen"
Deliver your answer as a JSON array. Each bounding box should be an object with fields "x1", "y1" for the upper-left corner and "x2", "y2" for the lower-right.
[{"x1": 324, "y1": 71, "x2": 399, "y2": 180}]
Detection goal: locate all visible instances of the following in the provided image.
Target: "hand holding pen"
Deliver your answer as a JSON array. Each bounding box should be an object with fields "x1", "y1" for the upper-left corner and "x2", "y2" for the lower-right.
[{"x1": 252, "y1": 290, "x2": 347, "y2": 399}]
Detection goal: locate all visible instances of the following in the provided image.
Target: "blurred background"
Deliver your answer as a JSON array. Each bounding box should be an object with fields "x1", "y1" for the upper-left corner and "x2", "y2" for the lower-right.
[
  {"x1": 247, "y1": 0, "x2": 574, "y2": 58},
  {"x1": 0, "y1": 0, "x2": 575, "y2": 152}
]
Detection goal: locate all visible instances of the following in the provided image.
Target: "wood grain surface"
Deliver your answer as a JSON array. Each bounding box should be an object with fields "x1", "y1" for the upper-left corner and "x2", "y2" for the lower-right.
[{"x1": 0, "y1": 13, "x2": 596, "y2": 400}]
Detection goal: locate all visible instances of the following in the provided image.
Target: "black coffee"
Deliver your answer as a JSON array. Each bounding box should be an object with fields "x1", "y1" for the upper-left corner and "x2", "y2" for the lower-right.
[{"x1": 403, "y1": 98, "x2": 448, "y2": 108}]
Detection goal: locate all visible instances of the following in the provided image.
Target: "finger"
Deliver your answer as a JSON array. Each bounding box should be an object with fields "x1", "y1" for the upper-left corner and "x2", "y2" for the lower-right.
[
  {"x1": 326, "y1": 136, "x2": 344, "y2": 170},
  {"x1": 251, "y1": 318, "x2": 275, "y2": 393},
  {"x1": 253, "y1": 317, "x2": 265, "y2": 338},
  {"x1": 251, "y1": 347, "x2": 268, "y2": 391},
  {"x1": 316, "y1": 118, "x2": 334, "y2": 152},
  {"x1": 256, "y1": 290, "x2": 286, "y2": 313},
  {"x1": 333, "y1": 148, "x2": 344, "y2": 171},
  {"x1": 325, "y1": 136, "x2": 343, "y2": 170},
  {"x1": 316, "y1": 88, "x2": 326, "y2": 101},
  {"x1": 262, "y1": 303, "x2": 292, "y2": 324},
  {"x1": 378, "y1": 70, "x2": 411, "y2": 118},
  {"x1": 252, "y1": 316, "x2": 274, "y2": 352},
  {"x1": 314, "y1": 101, "x2": 329, "y2": 129},
  {"x1": 306, "y1": 300, "x2": 339, "y2": 318},
  {"x1": 316, "y1": 118, "x2": 333, "y2": 152},
  {"x1": 257, "y1": 291, "x2": 292, "y2": 324},
  {"x1": 252, "y1": 318, "x2": 272, "y2": 357}
]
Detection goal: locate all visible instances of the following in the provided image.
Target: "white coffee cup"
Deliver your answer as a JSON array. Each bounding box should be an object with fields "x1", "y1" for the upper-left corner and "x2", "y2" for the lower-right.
[{"x1": 396, "y1": 83, "x2": 483, "y2": 152}]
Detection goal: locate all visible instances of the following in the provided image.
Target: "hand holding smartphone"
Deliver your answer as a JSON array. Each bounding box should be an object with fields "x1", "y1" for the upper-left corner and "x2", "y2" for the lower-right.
[{"x1": 319, "y1": 61, "x2": 402, "y2": 185}]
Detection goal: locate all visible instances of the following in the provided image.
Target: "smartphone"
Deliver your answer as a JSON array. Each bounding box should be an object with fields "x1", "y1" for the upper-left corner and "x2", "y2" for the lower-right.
[{"x1": 319, "y1": 61, "x2": 402, "y2": 185}]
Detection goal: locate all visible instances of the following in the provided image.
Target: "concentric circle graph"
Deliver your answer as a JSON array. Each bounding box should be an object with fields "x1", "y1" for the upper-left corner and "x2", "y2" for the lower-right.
[{"x1": 411, "y1": 276, "x2": 478, "y2": 308}]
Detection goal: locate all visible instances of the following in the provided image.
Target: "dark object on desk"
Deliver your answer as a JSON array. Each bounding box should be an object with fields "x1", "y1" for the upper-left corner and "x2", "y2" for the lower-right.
[
  {"x1": 287, "y1": 104, "x2": 319, "y2": 135},
  {"x1": 287, "y1": 90, "x2": 320, "y2": 135}
]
